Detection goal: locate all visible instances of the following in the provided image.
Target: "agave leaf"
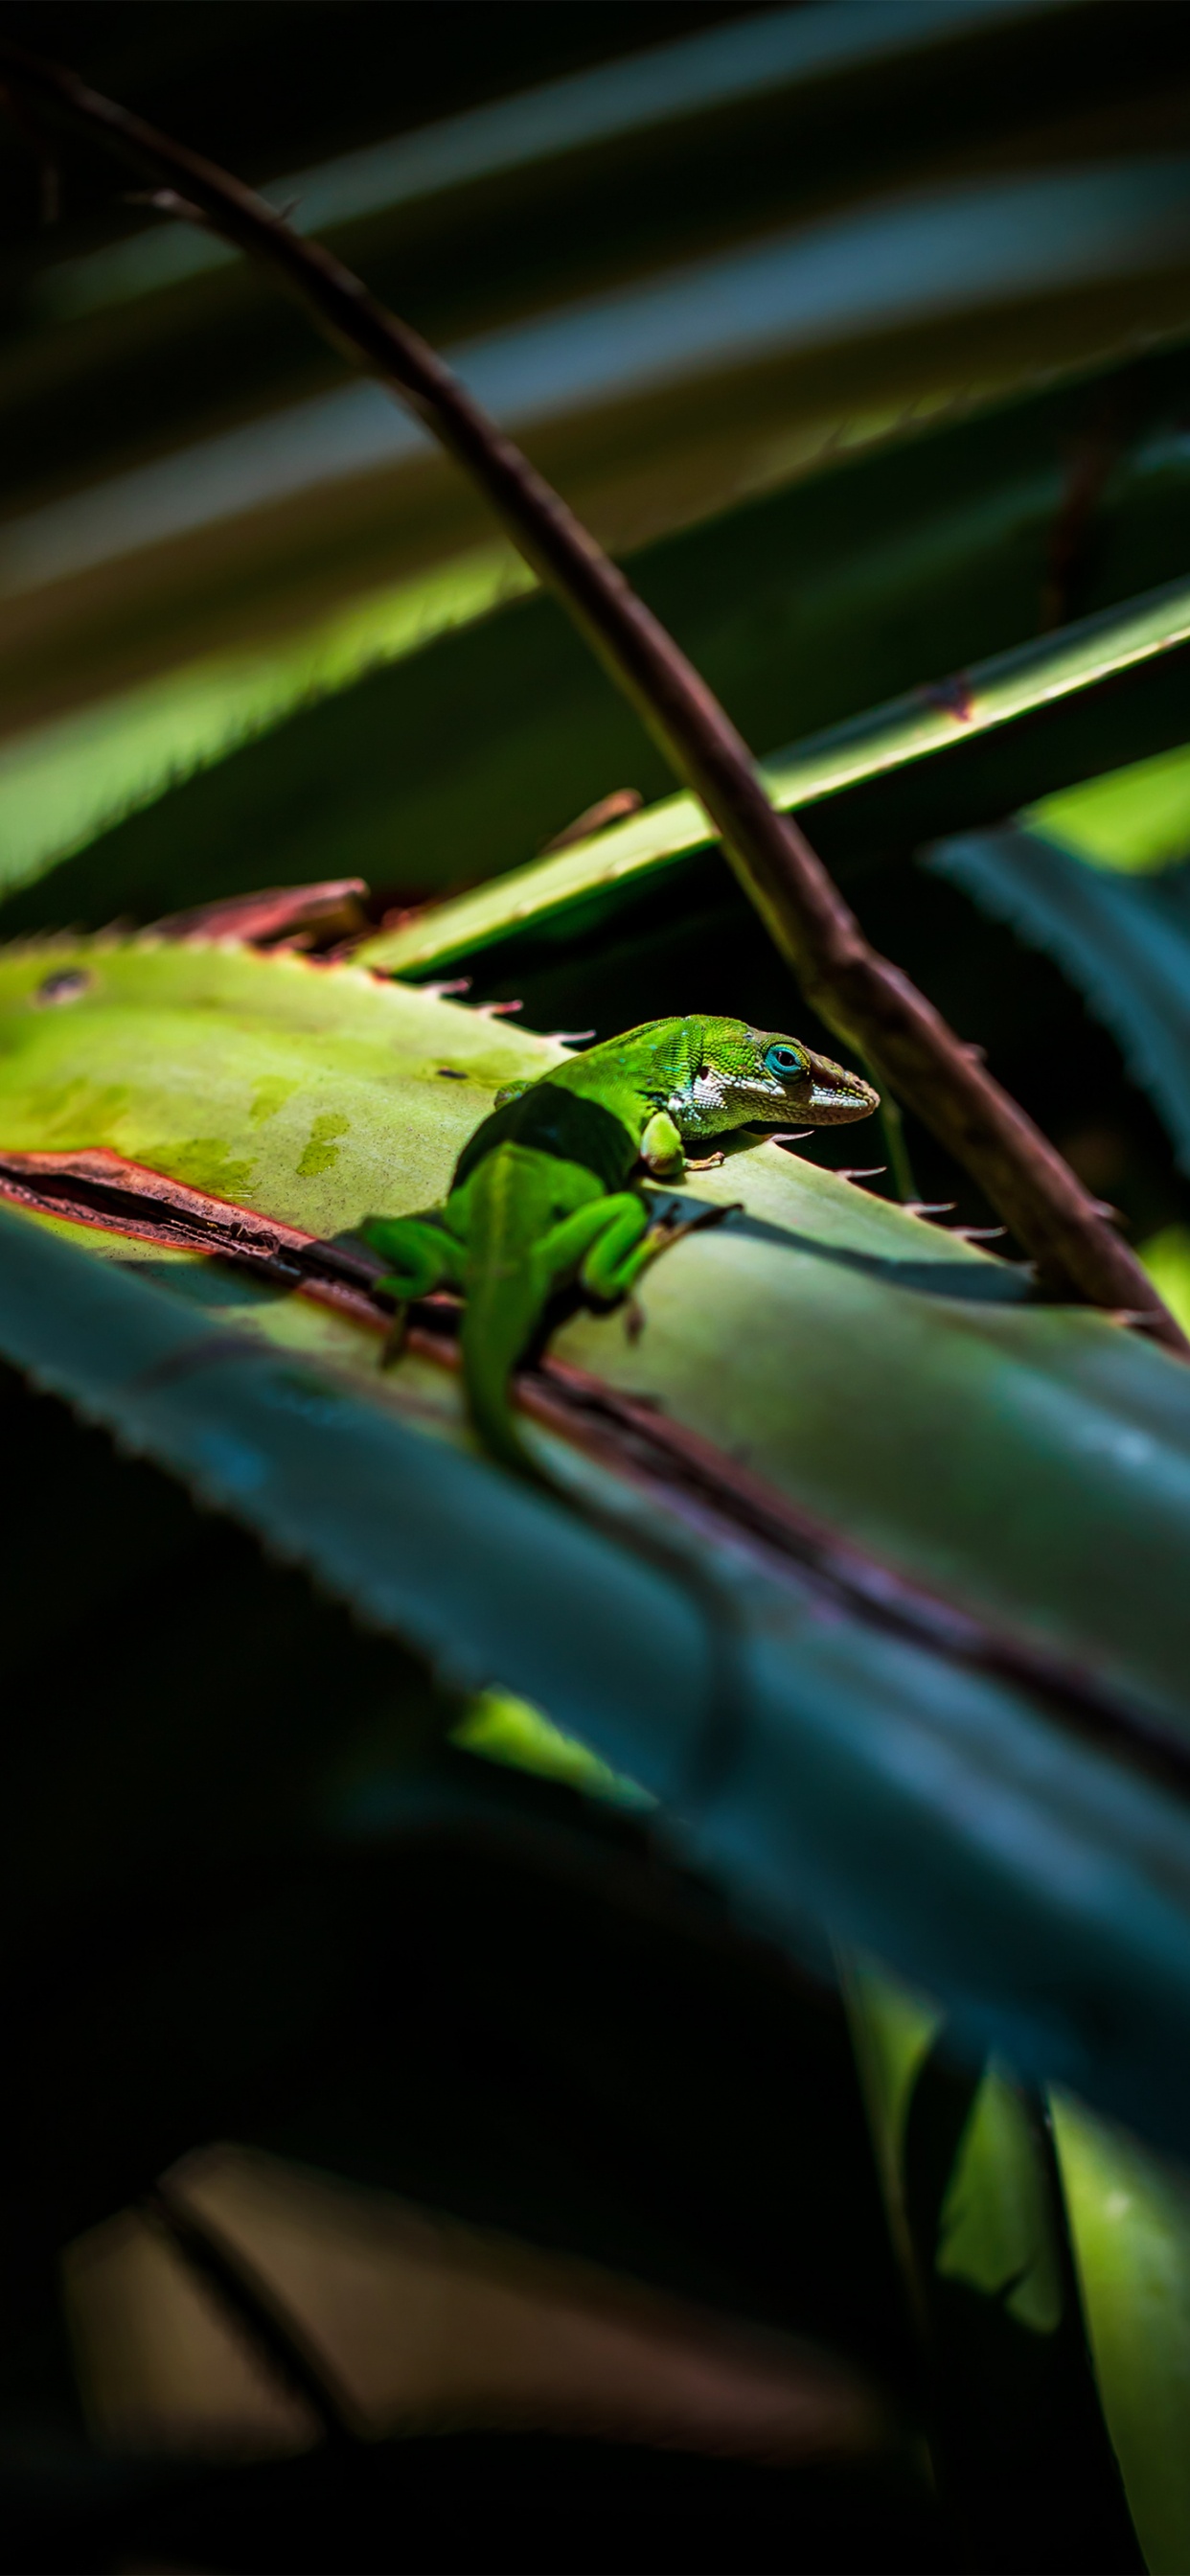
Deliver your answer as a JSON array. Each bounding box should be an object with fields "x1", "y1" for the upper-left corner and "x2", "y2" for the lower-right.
[
  {"x1": 12, "y1": 323, "x2": 1190, "y2": 944},
  {"x1": 354, "y1": 569, "x2": 1190, "y2": 981},
  {"x1": 851, "y1": 1952, "x2": 1190, "y2": 2575},
  {"x1": 9, "y1": 20, "x2": 1189, "y2": 767},
  {"x1": 926, "y1": 823, "x2": 1190, "y2": 1176},
  {"x1": 4, "y1": 942, "x2": 1190, "y2": 2150},
  {"x1": 1052, "y1": 2092, "x2": 1190, "y2": 2575},
  {"x1": 20, "y1": 3, "x2": 1093, "y2": 346},
  {"x1": 1029, "y1": 737, "x2": 1190, "y2": 876},
  {"x1": 0, "y1": 1346, "x2": 905, "y2": 2358},
  {"x1": 846, "y1": 1961, "x2": 1143, "y2": 2573},
  {"x1": 0, "y1": 938, "x2": 562, "y2": 1237},
  {"x1": 0, "y1": 1381, "x2": 918, "y2": 2496},
  {"x1": 0, "y1": 935, "x2": 1184, "y2": 1719},
  {"x1": 8, "y1": 1196, "x2": 1190, "y2": 2166},
  {"x1": 0, "y1": 544, "x2": 532, "y2": 928}
]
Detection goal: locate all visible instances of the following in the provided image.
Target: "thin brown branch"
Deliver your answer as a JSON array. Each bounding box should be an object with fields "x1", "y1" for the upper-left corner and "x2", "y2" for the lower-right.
[{"x1": 1, "y1": 37, "x2": 1184, "y2": 1352}]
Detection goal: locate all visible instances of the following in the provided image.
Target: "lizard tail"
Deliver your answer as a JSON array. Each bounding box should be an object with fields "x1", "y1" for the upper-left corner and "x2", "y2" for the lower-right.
[
  {"x1": 459, "y1": 1277, "x2": 549, "y2": 1484},
  {"x1": 461, "y1": 1263, "x2": 744, "y2": 1791}
]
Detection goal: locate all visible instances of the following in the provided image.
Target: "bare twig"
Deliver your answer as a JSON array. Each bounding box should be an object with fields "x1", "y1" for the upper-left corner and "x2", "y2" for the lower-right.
[{"x1": 1, "y1": 37, "x2": 1183, "y2": 1351}]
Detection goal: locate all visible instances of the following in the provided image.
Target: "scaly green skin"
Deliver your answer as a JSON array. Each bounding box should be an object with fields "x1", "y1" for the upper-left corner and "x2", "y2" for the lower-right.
[{"x1": 361, "y1": 1013, "x2": 878, "y2": 1478}]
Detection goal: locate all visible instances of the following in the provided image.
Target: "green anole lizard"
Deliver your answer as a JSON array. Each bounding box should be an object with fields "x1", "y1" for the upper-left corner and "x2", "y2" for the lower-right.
[{"x1": 361, "y1": 1014, "x2": 878, "y2": 1482}]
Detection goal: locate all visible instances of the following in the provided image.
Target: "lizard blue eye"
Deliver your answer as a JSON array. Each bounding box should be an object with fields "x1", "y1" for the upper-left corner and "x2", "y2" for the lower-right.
[{"x1": 764, "y1": 1042, "x2": 806, "y2": 1077}]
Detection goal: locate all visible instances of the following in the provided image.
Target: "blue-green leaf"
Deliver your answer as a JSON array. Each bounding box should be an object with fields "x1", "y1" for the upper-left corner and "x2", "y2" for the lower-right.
[{"x1": 926, "y1": 824, "x2": 1190, "y2": 1176}]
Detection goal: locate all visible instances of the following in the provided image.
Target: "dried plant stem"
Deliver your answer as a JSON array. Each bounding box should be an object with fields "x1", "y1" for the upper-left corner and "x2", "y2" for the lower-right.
[{"x1": 2, "y1": 38, "x2": 1183, "y2": 1351}]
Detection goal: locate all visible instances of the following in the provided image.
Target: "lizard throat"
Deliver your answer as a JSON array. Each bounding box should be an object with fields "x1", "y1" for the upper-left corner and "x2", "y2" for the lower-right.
[{"x1": 665, "y1": 1069, "x2": 785, "y2": 1138}]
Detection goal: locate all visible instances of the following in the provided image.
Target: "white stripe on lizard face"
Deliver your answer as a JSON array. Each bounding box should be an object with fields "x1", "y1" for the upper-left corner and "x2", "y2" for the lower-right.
[{"x1": 667, "y1": 1068, "x2": 785, "y2": 1134}]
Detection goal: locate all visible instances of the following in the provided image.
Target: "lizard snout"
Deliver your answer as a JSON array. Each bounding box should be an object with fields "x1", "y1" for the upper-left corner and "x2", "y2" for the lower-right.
[{"x1": 802, "y1": 1054, "x2": 881, "y2": 1123}]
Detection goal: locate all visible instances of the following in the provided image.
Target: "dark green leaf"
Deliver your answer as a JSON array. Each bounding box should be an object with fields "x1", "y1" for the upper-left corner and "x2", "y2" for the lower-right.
[
  {"x1": 361, "y1": 570, "x2": 1190, "y2": 981},
  {"x1": 927, "y1": 823, "x2": 1190, "y2": 1176},
  {"x1": 12, "y1": 329, "x2": 1190, "y2": 943}
]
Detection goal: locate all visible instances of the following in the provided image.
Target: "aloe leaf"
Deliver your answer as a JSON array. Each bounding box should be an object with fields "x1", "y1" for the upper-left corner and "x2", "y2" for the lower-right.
[{"x1": 5, "y1": 942, "x2": 1190, "y2": 2150}]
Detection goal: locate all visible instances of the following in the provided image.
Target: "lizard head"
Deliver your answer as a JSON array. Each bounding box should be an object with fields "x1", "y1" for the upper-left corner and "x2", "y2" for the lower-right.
[{"x1": 676, "y1": 1016, "x2": 881, "y2": 1134}]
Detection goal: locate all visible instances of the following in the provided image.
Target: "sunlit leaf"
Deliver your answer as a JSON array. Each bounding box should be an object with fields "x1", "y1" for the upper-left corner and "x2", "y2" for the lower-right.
[
  {"x1": 1029, "y1": 739, "x2": 1190, "y2": 875},
  {"x1": 1141, "y1": 1227, "x2": 1190, "y2": 1333},
  {"x1": 1051, "y1": 2095, "x2": 1190, "y2": 2576},
  {"x1": 0, "y1": 546, "x2": 530, "y2": 917},
  {"x1": 8, "y1": 0, "x2": 1183, "y2": 785},
  {"x1": 0, "y1": 937, "x2": 560, "y2": 1236},
  {"x1": 452, "y1": 1690, "x2": 654, "y2": 1810},
  {"x1": 846, "y1": 1962, "x2": 1142, "y2": 2571}
]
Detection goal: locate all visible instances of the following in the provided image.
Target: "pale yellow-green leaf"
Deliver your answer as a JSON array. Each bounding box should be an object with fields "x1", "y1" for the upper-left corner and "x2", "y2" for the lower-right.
[
  {"x1": 1052, "y1": 2092, "x2": 1190, "y2": 2575},
  {"x1": 1028, "y1": 738, "x2": 1190, "y2": 876}
]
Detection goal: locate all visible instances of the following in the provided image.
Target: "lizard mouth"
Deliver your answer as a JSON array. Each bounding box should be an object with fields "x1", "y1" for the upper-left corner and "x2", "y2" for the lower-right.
[
  {"x1": 793, "y1": 1046, "x2": 881, "y2": 1124},
  {"x1": 805, "y1": 1078, "x2": 881, "y2": 1123}
]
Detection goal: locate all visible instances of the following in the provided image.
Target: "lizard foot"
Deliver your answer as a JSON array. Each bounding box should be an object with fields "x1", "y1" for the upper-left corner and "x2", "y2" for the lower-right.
[
  {"x1": 378, "y1": 1301, "x2": 410, "y2": 1369},
  {"x1": 647, "y1": 1197, "x2": 742, "y2": 1253},
  {"x1": 624, "y1": 1294, "x2": 646, "y2": 1343}
]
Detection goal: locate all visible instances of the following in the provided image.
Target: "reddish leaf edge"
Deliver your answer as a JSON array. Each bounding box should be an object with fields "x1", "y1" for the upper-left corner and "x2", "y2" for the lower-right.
[{"x1": 152, "y1": 878, "x2": 371, "y2": 952}]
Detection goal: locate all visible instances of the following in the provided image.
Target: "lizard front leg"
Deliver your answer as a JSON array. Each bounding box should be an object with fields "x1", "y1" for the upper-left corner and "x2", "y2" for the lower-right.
[
  {"x1": 358, "y1": 1212, "x2": 465, "y2": 1362},
  {"x1": 533, "y1": 1192, "x2": 652, "y2": 1290},
  {"x1": 639, "y1": 1108, "x2": 685, "y2": 1177},
  {"x1": 640, "y1": 1107, "x2": 724, "y2": 1172},
  {"x1": 529, "y1": 1191, "x2": 659, "y2": 1307},
  {"x1": 578, "y1": 1192, "x2": 735, "y2": 1339}
]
